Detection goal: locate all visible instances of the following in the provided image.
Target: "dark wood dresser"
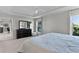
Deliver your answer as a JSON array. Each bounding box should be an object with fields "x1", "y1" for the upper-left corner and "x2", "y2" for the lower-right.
[{"x1": 16, "y1": 28, "x2": 32, "y2": 39}]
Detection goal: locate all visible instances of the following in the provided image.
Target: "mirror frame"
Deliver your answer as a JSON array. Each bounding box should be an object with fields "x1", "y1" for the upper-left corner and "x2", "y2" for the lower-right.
[{"x1": 19, "y1": 20, "x2": 31, "y2": 29}]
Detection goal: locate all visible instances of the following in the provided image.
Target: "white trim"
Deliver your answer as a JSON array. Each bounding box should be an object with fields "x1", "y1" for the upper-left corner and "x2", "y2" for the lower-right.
[{"x1": 69, "y1": 16, "x2": 73, "y2": 36}]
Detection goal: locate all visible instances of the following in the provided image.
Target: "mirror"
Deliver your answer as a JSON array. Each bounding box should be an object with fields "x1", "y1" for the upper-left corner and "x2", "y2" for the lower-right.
[
  {"x1": 0, "y1": 21, "x2": 10, "y2": 33},
  {"x1": 19, "y1": 20, "x2": 31, "y2": 29}
]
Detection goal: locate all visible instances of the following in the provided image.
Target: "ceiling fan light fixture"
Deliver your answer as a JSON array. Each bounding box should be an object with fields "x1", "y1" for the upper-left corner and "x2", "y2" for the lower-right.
[{"x1": 35, "y1": 10, "x2": 39, "y2": 14}]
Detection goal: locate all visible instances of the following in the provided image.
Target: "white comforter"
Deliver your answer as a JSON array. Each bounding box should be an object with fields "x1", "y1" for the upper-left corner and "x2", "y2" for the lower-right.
[
  {"x1": 0, "y1": 33, "x2": 79, "y2": 53},
  {"x1": 22, "y1": 33, "x2": 79, "y2": 53}
]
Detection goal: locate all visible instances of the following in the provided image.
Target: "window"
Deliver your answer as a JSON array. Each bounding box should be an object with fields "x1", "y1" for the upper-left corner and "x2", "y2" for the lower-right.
[
  {"x1": 71, "y1": 16, "x2": 79, "y2": 36},
  {"x1": 37, "y1": 21, "x2": 42, "y2": 32}
]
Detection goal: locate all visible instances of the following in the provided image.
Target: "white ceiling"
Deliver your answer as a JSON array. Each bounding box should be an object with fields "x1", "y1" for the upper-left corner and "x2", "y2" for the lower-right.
[{"x1": 0, "y1": 6, "x2": 79, "y2": 18}]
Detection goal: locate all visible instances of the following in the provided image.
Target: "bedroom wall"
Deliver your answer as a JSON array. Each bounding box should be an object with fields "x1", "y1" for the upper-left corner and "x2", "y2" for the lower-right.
[{"x1": 42, "y1": 11, "x2": 70, "y2": 34}]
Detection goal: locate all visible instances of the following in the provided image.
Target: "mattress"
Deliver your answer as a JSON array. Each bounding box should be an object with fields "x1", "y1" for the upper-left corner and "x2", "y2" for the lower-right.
[{"x1": 20, "y1": 33, "x2": 79, "y2": 53}]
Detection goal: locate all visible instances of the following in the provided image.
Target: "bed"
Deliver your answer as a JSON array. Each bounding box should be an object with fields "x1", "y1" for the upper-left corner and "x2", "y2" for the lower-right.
[
  {"x1": 19, "y1": 33, "x2": 79, "y2": 53},
  {"x1": 0, "y1": 33, "x2": 79, "y2": 53}
]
